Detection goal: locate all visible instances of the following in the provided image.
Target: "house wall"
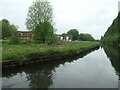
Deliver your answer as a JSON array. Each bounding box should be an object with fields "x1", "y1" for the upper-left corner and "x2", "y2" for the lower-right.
[
  {"x1": 58, "y1": 35, "x2": 73, "y2": 41},
  {"x1": 17, "y1": 31, "x2": 32, "y2": 39}
]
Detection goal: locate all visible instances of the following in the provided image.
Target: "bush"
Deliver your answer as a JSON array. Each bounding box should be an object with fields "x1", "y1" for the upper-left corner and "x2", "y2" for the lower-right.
[
  {"x1": 47, "y1": 34, "x2": 60, "y2": 44},
  {"x1": 9, "y1": 35, "x2": 20, "y2": 45}
]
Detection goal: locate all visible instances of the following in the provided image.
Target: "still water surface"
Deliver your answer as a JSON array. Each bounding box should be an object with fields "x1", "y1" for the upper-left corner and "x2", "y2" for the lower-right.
[{"x1": 2, "y1": 46, "x2": 119, "y2": 88}]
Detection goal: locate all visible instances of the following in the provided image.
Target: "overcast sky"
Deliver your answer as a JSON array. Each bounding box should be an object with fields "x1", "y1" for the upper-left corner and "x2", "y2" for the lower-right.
[{"x1": 0, "y1": 0, "x2": 119, "y2": 39}]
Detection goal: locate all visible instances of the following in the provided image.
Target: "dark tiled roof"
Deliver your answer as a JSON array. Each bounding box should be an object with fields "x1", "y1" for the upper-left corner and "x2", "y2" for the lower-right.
[{"x1": 18, "y1": 31, "x2": 30, "y2": 33}]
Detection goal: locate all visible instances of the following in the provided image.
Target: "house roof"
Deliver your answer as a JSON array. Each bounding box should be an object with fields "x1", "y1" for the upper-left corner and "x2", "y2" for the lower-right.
[{"x1": 18, "y1": 31, "x2": 30, "y2": 33}]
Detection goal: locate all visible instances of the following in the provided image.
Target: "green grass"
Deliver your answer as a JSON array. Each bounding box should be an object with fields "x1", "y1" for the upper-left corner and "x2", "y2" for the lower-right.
[{"x1": 2, "y1": 40, "x2": 99, "y2": 61}]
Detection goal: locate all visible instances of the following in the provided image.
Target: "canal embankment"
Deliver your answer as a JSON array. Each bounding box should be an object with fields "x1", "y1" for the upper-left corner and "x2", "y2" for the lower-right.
[{"x1": 2, "y1": 41, "x2": 100, "y2": 69}]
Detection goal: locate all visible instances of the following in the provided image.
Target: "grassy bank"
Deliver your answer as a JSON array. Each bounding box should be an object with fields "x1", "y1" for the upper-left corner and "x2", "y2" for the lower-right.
[{"x1": 2, "y1": 41, "x2": 99, "y2": 62}]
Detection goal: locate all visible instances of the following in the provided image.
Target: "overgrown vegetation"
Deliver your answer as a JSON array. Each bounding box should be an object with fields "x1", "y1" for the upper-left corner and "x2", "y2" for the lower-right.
[
  {"x1": 101, "y1": 12, "x2": 120, "y2": 46},
  {"x1": 2, "y1": 40, "x2": 99, "y2": 61}
]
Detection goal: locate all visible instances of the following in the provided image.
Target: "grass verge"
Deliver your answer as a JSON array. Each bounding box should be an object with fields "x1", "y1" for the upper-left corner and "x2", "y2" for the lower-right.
[{"x1": 2, "y1": 41, "x2": 100, "y2": 62}]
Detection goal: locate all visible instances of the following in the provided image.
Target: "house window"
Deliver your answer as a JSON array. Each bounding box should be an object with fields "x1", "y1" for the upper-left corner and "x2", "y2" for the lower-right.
[
  {"x1": 60, "y1": 36, "x2": 63, "y2": 40},
  {"x1": 66, "y1": 36, "x2": 69, "y2": 41}
]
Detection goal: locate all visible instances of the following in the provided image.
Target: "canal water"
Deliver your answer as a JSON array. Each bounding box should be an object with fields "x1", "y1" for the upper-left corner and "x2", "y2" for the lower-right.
[{"x1": 1, "y1": 45, "x2": 119, "y2": 88}]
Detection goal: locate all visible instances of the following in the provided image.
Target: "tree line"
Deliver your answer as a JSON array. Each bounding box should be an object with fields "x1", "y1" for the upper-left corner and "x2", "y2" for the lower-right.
[
  {"x1": 101, "y1": 12, "x2": 120, "y2": 46},
  {"x1": 62, "y1": 29, "x2": 95, "y2": 41}
]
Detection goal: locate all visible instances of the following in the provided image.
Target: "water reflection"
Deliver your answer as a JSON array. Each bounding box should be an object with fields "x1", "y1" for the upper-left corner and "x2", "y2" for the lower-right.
[
  {"x1": 2, "y1": 47, "x2": 99, "y2": 88},
  {"x1": 102, "y1": 45, "x2": 120, "y2": 79},
  {"x1": 26, "y1": 64, "x2": 54, "y2": 88}
]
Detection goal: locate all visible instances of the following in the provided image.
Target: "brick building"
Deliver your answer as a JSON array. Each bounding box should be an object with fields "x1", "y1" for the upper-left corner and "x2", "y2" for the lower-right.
[
  {"x1": 17, "y1": 31, "x2": 73, "y2": 41},
  {"x1": 58, "y1": 35, "x2": 73, "y2": 41},
  {"x1": 17, "y1": 31, "x2": 32, "y2": 39}
]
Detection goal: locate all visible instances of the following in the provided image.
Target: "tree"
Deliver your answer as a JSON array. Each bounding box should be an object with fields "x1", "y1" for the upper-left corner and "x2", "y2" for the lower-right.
[
  {"x1": 10, "y1": 24, "x2": 18, "y2": 35},
  {"x1": 1, "y1": 19, "x2": 18, "y2": 39},
  {"x1": 9, "y1": 25, "x2": 19, "y2": 45},
  {"x1": 26, "y1": 0, "x2": 54, "y2": 43},
  {"x1": 1, "y1": 19, "x2": 11, "y2": 39},
  {"x1": 67, "y1": 29, "x2": 79, "y2": 40},
  {"x1": 47, "y1": 34, "x2": 59, "y2": 44},
  {"x1": 61, "y1": 33, "x2": 66, "y2": 36},
  {"x1": 0, "y1": 21, "x2": 1, "y2": 39},
  {"x1": 34, "y1": 22, "x2": 54, "y2": 43},
  {"x1": 78, "y1": 33, "x2": 95, "y2": 41}
]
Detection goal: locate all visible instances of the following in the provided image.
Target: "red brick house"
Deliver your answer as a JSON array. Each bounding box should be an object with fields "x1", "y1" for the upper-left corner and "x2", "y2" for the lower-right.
[{"x1": 17, "y1": 31, "x2": 32, "y2": 39}]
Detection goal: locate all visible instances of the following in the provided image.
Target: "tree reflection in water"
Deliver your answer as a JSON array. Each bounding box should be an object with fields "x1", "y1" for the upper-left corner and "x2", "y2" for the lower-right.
[
  {"x1": 26, "y1": 65, "x2": 54, "y2": 88},
  {"x1": 103, "y1": 45, "x2": 120, "y2": 80}
]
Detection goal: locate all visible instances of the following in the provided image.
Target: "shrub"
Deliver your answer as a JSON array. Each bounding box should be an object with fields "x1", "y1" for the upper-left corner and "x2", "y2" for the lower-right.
[
  {"x1": 47, "y1": 34, "x2": 60, "y2": 44},
  {"x1": 9, "y1": 35, "x2": 20, "y2": 45}
]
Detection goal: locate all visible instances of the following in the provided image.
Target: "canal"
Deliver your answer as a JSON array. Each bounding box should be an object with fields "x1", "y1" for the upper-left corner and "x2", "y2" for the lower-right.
[{"x1": 1, "y1": 45, "x2": 119, "y2": 88}]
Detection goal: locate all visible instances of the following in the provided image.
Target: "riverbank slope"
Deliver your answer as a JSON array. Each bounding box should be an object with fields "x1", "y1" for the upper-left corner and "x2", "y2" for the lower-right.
[{"x1": 2, "y1": 41, "x2": 100, "y2": 68}]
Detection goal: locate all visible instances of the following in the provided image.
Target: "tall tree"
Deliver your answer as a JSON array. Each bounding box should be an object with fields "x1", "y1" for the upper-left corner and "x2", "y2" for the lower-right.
[
  {"x1": 1, "y1": 19, "x2": 11, "y2": 39},
  {"x1": 67, "y1": 29, "x2": 79, "y2": 40},
  {"x1": 26, "y1": 0, "x2": 54, "y2": 43}
]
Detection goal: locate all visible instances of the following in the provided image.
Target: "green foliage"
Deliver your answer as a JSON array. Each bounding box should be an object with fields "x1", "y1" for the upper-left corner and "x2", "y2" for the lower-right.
[
  {"x1": 9, "y1": 35, "x2": 20, "y2": 45},
  {"x1": 10, "y1": 24, "x2": 18, "y2": 36},
  {"x1": 1, "y1": 19, "x2": 18, "y2": 39},
  {"x1": 101, "y1": 13, "x2": 120, "y2": 46},
  {"x1": 0, "y1": 21, "x2": 1, "y2": 39},
  {"x1": 26, "y1": 1, "x2": 53, "y2": 30},
  {"x1": 33, "y1": 22, "x2": 54, "y2": 43},
  {"x1": 1, "y1": 19, "x2": 19, "y2": 44},
  {"x1": 103, "y1": 45, "x2": 119, "y2": 73},
  {"x1": 67, "y1": 29, "x2": 79, "y2": 40},
  {"x1": 79, "y1": 33, "x2": 95, "y2": 41},
  {"x1": 47, "y1": 34, "x2": 59, "y2": 44},
  {"x1": 1, "y1": 19, "x2": 11, "y2": 39},
  {"x1": 62, "y1": 33, "x2": 67, "y2": 36}
]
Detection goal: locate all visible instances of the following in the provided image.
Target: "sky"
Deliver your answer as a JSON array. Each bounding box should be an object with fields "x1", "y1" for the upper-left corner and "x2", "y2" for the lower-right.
[{"x1": 0, "y1": 0, "x2": 119, "y2": 39}]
